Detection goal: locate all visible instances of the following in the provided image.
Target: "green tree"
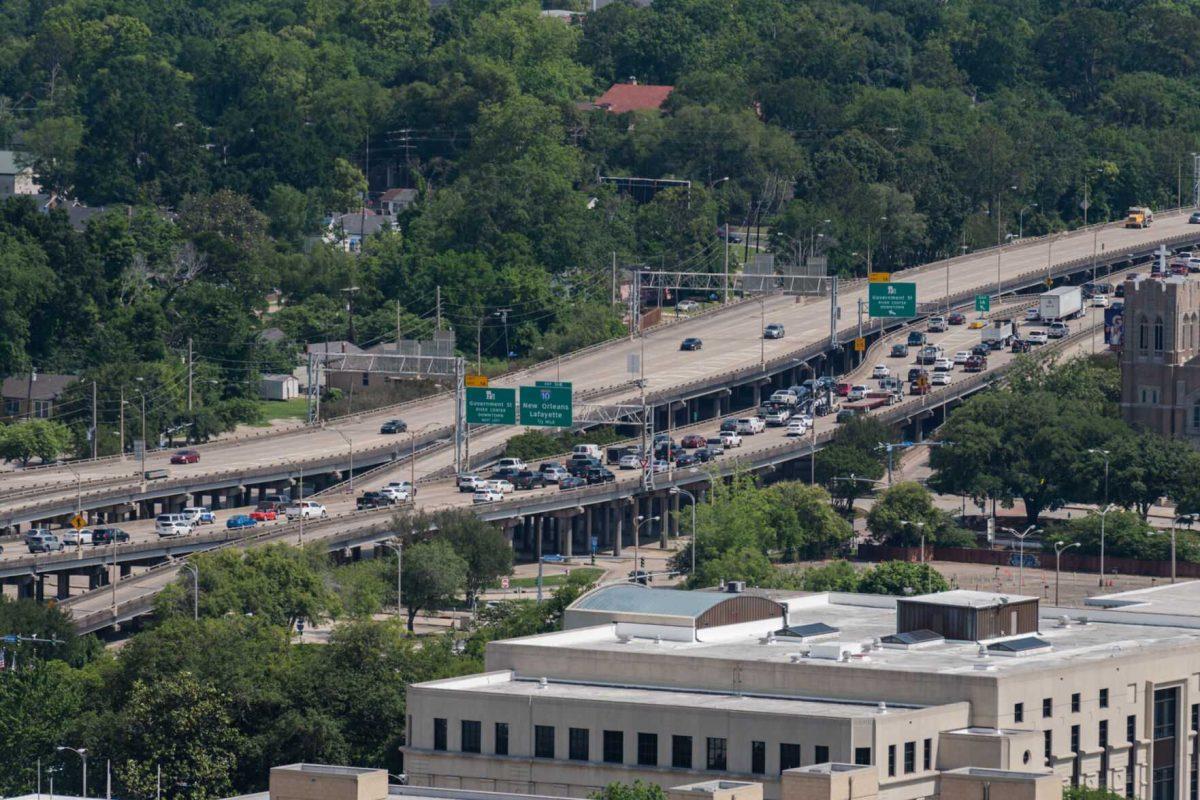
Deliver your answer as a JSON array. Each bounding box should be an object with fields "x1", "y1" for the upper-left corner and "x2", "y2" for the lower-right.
[
  {"x1": 402, "y1": 540, "x2": 467, "y2": 631},
  {"x1": 115, "y1": 673, "x2": 241, "y2": 800},
  {"x1": 866, "y1": 482, "x2": 972, "y2": 547},
  {"x1": 593, "y1": 781, "x2": 668, "y2": 800},
  {"x1": 0, "y1": 419, "x2": 74, "y2": 465},
  {"x1": 798, "y1": 560, "x2": 860, "y2": 592},
  {"x1": 765, "y1": 481, "x2": 854, "y2": 559},
  {"x1": 0, "y1": 662, "x2": 91, "y2": 796},
  {"x1": 436, "y1": 510, "x2": 514, "y2": 606},
  {"x1": 857, "y1": 561, "x2": 949, "y2": 596}
]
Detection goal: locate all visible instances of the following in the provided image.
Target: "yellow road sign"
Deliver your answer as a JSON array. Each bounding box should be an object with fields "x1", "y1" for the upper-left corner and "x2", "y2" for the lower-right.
[
  {"x1": 70, "y1": 514, "x2": 86, "y2": 530},
  {"x1": 465, "y1": 374, "x2": 489, "y2": 388},
  {"x1": 854, "y1": 337, "x2": 866, "y2": 352},
  {"x1": 869, "y1": 272, "x2": 891, "y2": 283}
]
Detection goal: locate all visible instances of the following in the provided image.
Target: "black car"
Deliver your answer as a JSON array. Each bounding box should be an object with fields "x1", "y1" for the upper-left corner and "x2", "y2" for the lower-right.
[
  {"x1": 559, "y1": 475, "x2": 586, "y2": 490},
  {"x1": 907, "y1": 367, "x2": 928, "y2": 382},
  {"x1": 889, "y1": 343, "x2": 909, "y2": 358},
  {"x1": 90, "y1": 527, "x2": 130, "y2": 545},
  {"x1": 675, "y1": 453, "x2": 698, "y2": 468},
  {"x1": 513, "y1": 471, "x2": 547, "y2": 490},
  {"x1": 585, "y1": 467, "x2": 616, "y2": 485},
  {"x1": 357, "y1": 491, "x2": 393, "y2": 510},
  {"x1": 719, "y1": 418, "x2": 739, "y2": 433},
  {"x1": 568, "y1": 458, "x2": 602, "y2": 477},
  {"x1": 379, "y1": 419, "x2": 408, "y2": 434},
  {"x1": 680, "y1": 337, "x2": 703, "y2": 351},
  {"x1": 1011, "y1": 339, "x2": 1031, "y2": 353},
  {"x1": 971, "y1": 343, "x2": 991, "y2": 357},
  {"x1": 493, "y1": 466, "x2": 521, "y2": 481},
  {"x1": 628, "y1": 569, "x2": 652, "y2": 585},
  {"x1": 948, "y1": 312, "x2": 966, "y2": 325}
]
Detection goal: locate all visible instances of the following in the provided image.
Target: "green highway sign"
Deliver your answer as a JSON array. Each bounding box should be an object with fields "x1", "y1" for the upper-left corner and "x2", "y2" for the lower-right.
[
  {"x1": 975, "y1": 294, "x2": 991, "y2": 312},
  {"x1": 868, "y1": 282, "x2": 917, "y2": 318},
  {"x1": 535, "y1": 380, "x2": 572, "y2": 389},
  {"x1": 465, "y1": 387, "x2": 516, "y2": 425},
  {"x1": 520, "y1": 384, "x2": 573, "y2": 428}
]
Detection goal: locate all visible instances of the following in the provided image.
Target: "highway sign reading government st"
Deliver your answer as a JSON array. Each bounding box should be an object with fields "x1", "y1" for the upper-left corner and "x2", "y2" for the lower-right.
[
  {"x1": 868, "y1": 282, "x2": 916, "y2": 318},
  {"x1": 465, "y1": 387, "x2": 516, "y2": 425}
]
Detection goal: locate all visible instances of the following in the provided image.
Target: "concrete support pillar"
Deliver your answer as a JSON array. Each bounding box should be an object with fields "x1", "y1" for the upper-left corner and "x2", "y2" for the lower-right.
[
  {"x1": 585, "y1": 508, "x2": 593, "y2": 558},
  {"x1": 534, "y1": 516, "x2": 543, "y2": 562},
  {"x1": 57, "y1": 572, "x2": 71, "y2": 600},
  {"x1": 16, "y1": 577, "x2": 35, "y2": 600},
  {"x1": 120, "y1": 564, "x2": 132, "y2": 578},
  {"x1": 563, "y1": 515, "x2": 574, "y2": 558},
  {"x1": 612, "y1": 504, "x2": 623, "y2": 557},
  {"x1": 36, "y1": 576, "x2": 45, "y2": 602},
  {"x1": 502, "y1": 519, "x2": 516, "y2": 549},
  {"x1": 751, "y1": 383, "x2": 761, "y2": 407}
]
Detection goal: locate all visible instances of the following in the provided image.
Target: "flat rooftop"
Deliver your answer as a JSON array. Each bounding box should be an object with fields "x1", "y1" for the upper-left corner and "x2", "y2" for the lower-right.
[
  {"x1": 904, "y1": 590, "x2": 1036, "y2": 607},
  {"x1": 1085, "y1": 581, "x2": 1200, "y2": 618},
  {"x1": 500, "y1": 591, "x2": 1200, "y2": 677},
  {"x1": 422, "y1": 672, "x2": 917, "y2": 717}
]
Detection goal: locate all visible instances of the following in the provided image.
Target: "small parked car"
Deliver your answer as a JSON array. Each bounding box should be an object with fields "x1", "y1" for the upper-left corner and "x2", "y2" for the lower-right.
[
  {"x1": 680, "y1": 337, "x2": 703, "y2": 351},
  {"x1": 680, "y1": 434, "x2": 708, "y2": 449},
  {"x1": 226, "y1": 514, "x2": 257, "y2": 530},
  {"x1": 379, "y1": 419, "x2": 408, "y2": 434},
  {"x1": 763, "y1": 323, "x2": 786, "y2": 339},
  {"x1": 170, "y1": 449, "x2": 200, "y2": 464},
  {"x1": 90, "y1": 527, "x2": 130, "y2": 545},
  {"x1": 677, "y1": 300, "x2": 701, "y2": 312}
]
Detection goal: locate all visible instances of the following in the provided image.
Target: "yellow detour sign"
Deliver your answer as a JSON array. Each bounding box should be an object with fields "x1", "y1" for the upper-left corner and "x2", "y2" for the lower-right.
[
  {"x1": 465, "y1": 374, "x2": 488, "y2": 388},
  {"x1": 70, "y1": 514, "x2": 86, "y2": 530},
  {"x1": 869, "y1": 272, "x2": 891, "y2": 283},
  {"x1": 854, "y1": 337, "x2": 866, "y2": 352}
]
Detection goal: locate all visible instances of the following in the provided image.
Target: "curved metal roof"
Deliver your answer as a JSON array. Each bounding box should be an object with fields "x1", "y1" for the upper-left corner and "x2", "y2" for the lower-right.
[{"x1": 571, "y1": 584, "x2": 735, "y2": 618}]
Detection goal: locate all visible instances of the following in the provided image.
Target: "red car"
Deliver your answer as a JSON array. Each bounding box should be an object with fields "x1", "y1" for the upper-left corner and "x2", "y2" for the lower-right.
[
  {"x1": 170, "y1": 449, "x2": 200, "y2": 464},
  {"x1": 680, "y1": 434, "x2": 708, "y2": 449},
  {"x1": 948, "y1": 312, "x2": 966, "y2": 325},
  {"x1": 834, "y1": 382, "x2": 852, "y2": 397},
  {"x1": 250, "y1": 507, "x2": 278, "y2": 522}
]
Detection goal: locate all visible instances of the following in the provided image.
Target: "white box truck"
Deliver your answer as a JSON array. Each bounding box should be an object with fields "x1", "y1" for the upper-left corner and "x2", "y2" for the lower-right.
[
  {"x1": 1039, "y1": 286, "x2": 1083, "y2": 321},
  {"x1": 981, "y1": 319, "x2": 1014, "y2": 348}
]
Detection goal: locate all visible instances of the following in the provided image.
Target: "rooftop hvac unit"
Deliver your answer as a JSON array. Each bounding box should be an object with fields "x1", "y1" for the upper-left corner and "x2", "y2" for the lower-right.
[{"x1": 726, "y1": 580, "x2": 746, "y2": 593}]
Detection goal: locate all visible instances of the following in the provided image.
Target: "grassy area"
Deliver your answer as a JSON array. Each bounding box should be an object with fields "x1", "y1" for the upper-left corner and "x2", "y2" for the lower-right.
[
  {"x1": 252, "y1": 397, "x2": 310, "y2": 424},
  {"x1": 500, "y1": 567, "x2": 603, "y2": 589}
]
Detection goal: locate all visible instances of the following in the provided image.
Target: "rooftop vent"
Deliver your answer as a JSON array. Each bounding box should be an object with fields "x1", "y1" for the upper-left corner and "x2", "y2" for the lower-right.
[
  {"x1": 538, "y1": 677, "x2": 548, "y2": 689},
  {"x1": 1075, "y1": 616, "x2": 1090, "y2": 626},
  {"x1": 986, "y1": 636, "x2": 1052, "y2": 657},
  {"x1": 877, "y1": 701, "x2": 888, "y2": 714},
  {"x1": 726, "y1": 580, "x2": 746, "y2": 594},
  {"x1": 881, "y1": 629, "x2": 945, "y2": 649},
  {"x1": 1056, "y1": 615, "x2": 1072, "y2": 628},
  {"x1": 775, "y1": 622, "x2": 840, "y2": 641}
]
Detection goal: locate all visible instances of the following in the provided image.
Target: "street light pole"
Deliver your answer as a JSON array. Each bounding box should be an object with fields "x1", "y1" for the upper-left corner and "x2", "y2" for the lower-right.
[
  {"x1": 334, "y1": 429, "x2": 354, "y2": 496},
  {"x1": 670, "y1": 488, "x2": 698, "y2": 575},
  {"x1": 1096, "y1": 503, "x2": 1115, "y2": 588},
  {"x1": 56, "y1": 747, "x2": 87, "y2": 798},
  {"x1": 634, "y1": 515, "x2": 659, "y2": 581},
  {"x1": 180, "y1": 563, "x2": 198, "y2": 620},
  {"x1": 1001, "y1": 525, "x2": 1039, "y2": 590},
  {"x1": 1054, "y1": 541, "x2": 1081, "y2": 605}
]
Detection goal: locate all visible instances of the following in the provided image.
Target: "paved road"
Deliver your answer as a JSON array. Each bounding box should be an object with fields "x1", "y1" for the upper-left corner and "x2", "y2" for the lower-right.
[{"x1": 0, "y1": 212, "x2": 1174, "y2": 511}]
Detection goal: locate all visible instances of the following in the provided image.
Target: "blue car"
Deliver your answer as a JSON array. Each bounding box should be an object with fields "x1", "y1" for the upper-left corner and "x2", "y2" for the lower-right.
[
  {"x1": 559, "y1": 475, "x2": 586, "y2": 490},
  {"x1": 226, "y1": 514, "x2": 257, "y2": 530}
]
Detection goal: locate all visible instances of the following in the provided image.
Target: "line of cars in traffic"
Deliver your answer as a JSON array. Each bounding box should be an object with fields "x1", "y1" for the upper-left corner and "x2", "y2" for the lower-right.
[{"x1": 357, "y1": 481, "x2": 415, "y2": 509}]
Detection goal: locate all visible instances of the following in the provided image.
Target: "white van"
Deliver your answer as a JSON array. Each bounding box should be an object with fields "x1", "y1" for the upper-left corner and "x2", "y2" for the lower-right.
[
  {"x1": 572, "y1": 444, "x2": 602, "y2": 461},
  {"x1": 155, "y1": 514, "x2": 193, "y2": 538},
  {"x1": 736, "y1": 417, "x2": 765, "y2": 435}
]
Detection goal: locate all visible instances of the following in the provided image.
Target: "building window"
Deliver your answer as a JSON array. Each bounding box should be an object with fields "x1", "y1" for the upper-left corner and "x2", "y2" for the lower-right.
[
  {"x1": 1129, "y1": 715, "x2": 1138, "y2": 743},
  {"x1": 1154, "y1": 765, "x2": 1176, "y2": 800},
  {"x1": 495, "y1": 723, "x2": 509, "y2": 756},
  {"x1": 888, "y1": 745, "x2": 897, "y2": 777},
  {"x1": 1193, "y1": 401, "x2": 1200, "y2": 431},
  {"x1": 855, "y1": 747, "x2": 872, "y2": 766},
  {"x1": 361, "y1": 372, "x2": 370, "y2": 387},
  {"x1": 535, "y1": 725, "x2": 555, "y2": 759},
  {"x1": 1072, "y1": 693, "x2": 1082, "y2": 713},
  {"x1": 1045, "y1": 730, "x2": 1053, "y2": 764},
  {"x1": 1015, "y1": 702, "x2": 1025, "y2": 723},
  {"x1": 1128, "y1": 768, "x2": 1136, "y2": 799},
  {"x1": 924, "y1": 739, "x2": 932, "y2": 771},
  {"x1": 461, "y1": 720, "x2": 481, "y2": 753},
  {"x1": 706, "y1": 737, "x2": 727, "y2": 771},
  {"x1": 1155, "y1": 688, "x2": 1178, "y2": 739},
  {"x1": 1155, "y1": 316, "x2": 1165, "y2": 352},
  {"x1": 751, "y1": 741, "x2": 766, "y2": 775},
  {"x1": 434, "y1": 718, "x2": 447, "y2": 751},
  {"x1": 781, "y1": 743, "x2": 802, "y2": 772},
  {"x1": 3, "y1": 399, "x2": 18, "y2": 416},
  {"x1": 815, "y1": 745, "x2": 829, "y2": 764},
  {"x1": 904, "y1": 742, "x2": 916, "y2": 774},
  {"x1": 1100, "y1": 720, "x2": 1110, "y2": 789},
  {"x1": 1140, "y1": 315, "x2": 1149, "y2": 351},
  {"x1": 32, "y1": 399, "x2": 50, "y2": 418},
  {"x1": 603, "y1": 730, "x2": 624, "y2": 764},
  {"x1": 1102, "y1": 689, "x2": 1110, "y2": 709},
  {"x1": 672, "y1": 735, "x2": 693, "y2": 769},
  {"x1": 569, "y1": 728, "x2": 589, "y2": 761},
  {"x1": 1072, "y1": 725, "x2": 1082, "y2": 787},
  {"x1": 638, "y1": 733, "x2": 658, "y2": 767},
  {"x1": 1044, "y1": 698, "x2": 1054, "y2": 718},
  {"x1": 1191, "y1": 704, "x2": 1198, "y2": 800}
]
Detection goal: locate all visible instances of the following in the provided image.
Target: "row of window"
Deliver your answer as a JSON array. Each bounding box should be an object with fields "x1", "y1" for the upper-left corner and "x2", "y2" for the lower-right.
[
  {"x1": 885, "y1": 740, "x2": 932, "y2": 777},
  {"x1": 1015, "y1": 689, "x2": 1111, "y2": 724},
  {"x1": 1137, "y1": 316, "x2": 1167, "y2": 353},
  {"x1": 431, "y1": 719, "x2": 849, "y2": 774}
]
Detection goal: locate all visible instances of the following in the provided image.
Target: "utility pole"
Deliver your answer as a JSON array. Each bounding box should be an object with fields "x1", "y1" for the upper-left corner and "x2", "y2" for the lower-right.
[
  {"x1": 91, "y1": 380, "x2": 98, "y2": 459},
  {"x1": 396, "y1": 299, "x2": 402, "y2": 346},
  {"x1": 611, "y1": 252, "x2": 618, "y2": 308},
  {"x1": 342, "y1": 286, "x2": 360, "y2": 343},
  {"x1": 495, "y1": 308, "x2": 512, "y2": 361},
  {"x1": 119, "y1": 388, "x2": 125, "y2": 459},
  {"x1": 359, "y1": 134, "x2": 370, "y2": 253},
  {"x1": 723, "y1": 233, "x2": 730, "y2": 305},
  {"x1": 186, "y1": 336, "x2": 193, "y2": 412},
  {"x1": 435, "y1": 286, "x2": 442, "y2": 331},
  {"x1": 829, "y1": 276, "x2": 839, "y2": 350}
]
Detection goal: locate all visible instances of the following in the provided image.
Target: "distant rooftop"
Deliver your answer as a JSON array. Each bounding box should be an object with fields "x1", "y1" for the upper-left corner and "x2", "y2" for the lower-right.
[
  {"x1": 904, "y1": 590, "x2": 1037, "y2": 608},
  {"x1": 594, "y1": 82, "x2": 674, "y2": 113},
  {"x1": 572, "y1": 584, "x2": 736, "y2": 616}
]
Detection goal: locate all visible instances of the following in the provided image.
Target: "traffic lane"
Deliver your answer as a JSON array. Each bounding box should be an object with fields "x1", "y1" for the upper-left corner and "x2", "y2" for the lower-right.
[{"x1": 3, "y1": 212, "x2": 1171, "y2": 495}]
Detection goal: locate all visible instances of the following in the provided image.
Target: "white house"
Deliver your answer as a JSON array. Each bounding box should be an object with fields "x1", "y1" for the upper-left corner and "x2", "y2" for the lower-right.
[
  {"x1": 258, "y1": 374, "x2": 300, "y2": 401},
  {"x1": 0, "y1": 150, "x2": 41, "y2": 199}
]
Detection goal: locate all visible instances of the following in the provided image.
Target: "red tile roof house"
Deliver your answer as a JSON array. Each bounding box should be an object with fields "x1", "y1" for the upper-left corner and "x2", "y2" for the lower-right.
[{"x1": 592, "y1": 81, "x2": 674, "y2": 113}]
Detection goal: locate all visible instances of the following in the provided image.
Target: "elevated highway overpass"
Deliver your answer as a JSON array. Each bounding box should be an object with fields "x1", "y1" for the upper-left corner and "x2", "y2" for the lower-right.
[{"x1": 1, "y1": 209, "x2": 1188, "y2": 530}]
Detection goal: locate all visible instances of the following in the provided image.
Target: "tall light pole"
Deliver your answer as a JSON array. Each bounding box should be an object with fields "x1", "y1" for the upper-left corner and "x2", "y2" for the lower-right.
[
  {"x1": 670, "y1": 487, "x2": 698, "y2": 575},
  {"x1": 634, "y1": 514, "x2": 659, "y2": 581},
  {"x1": 1018, "y1": 203, "x2": 1037, "y2": 239},
  {"x1": 333, "y1": 429, "x2": 354, "y2": 496},
  {"x1": 1096, "y1": 504, "x2": 1116, "y2": 587},
  {"x1": 1054, "y1": 541, "x2": 1081, "y2": 606},
  {"x1": 382, "y1": 539, "x2": 403, "y2": 623},
  {"x1": 56, "y1": 747, "x2": 87, "y2": 797},
  {"x1": 759, "y1": 294, "x2": 766, "y2": 368},
  {"x1": 1000, "y1": 525, "x2": 1039, "y2": 590},
  {"x1": 1088, "y1": 449, "x2": 1111, "y2": 507},
  {"x1": 180, "y1": 562, "x2": 199, "y2": 620},
  {"x1": 1168, "y1": 516, "x2": 1193, "y2": 584},
  {"x1": 899, "y1": 520, "x2": 928, "y2": 592}
]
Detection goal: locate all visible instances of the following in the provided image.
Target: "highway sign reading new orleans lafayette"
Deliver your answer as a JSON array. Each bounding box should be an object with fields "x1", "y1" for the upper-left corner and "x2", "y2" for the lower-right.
[
  {"x1": 520, "y1": 384, "x2": 572, "y2": 427},
  {"x1": 465, "y1": 387, "x2": 516, "y2": 425},
  {"x1": 868, "y1": 282, "x2": 916, "y2": 318}
]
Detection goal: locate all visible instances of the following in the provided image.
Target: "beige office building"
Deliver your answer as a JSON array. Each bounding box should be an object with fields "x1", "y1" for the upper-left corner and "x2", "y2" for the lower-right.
[{"x1": 405, "y1": 584, "x2": 1200, "y2": 800}]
